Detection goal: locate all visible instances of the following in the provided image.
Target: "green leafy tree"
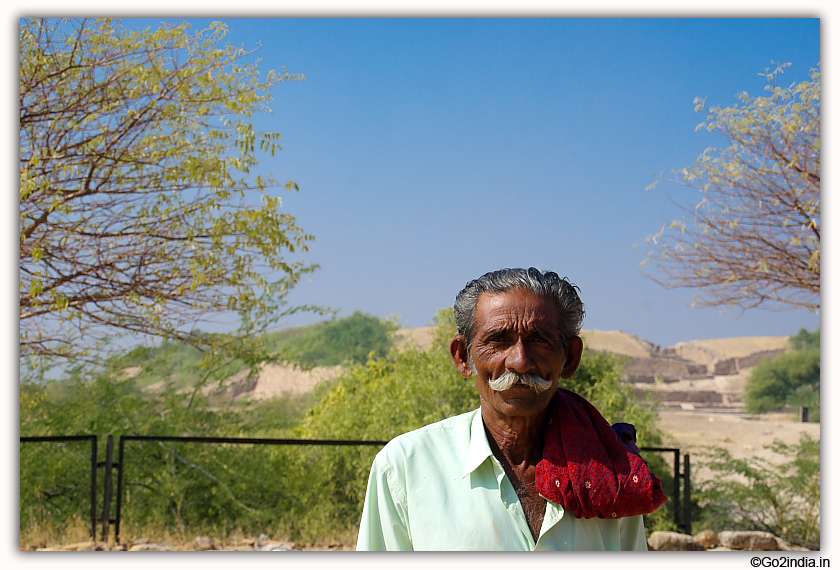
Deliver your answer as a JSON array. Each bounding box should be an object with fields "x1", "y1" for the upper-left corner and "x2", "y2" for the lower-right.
[
  {"x1": 270, "y1": 311, "x2": 400, "y2": 368},
  {"x1": 694, "y1": 434, "x2": 820, "y2": 549},
  {"x1": 642, "y1": 63, "x2": 820, "y2": 312},
  {"x1": 20, "y1": 18, "x2": 318, "y2": 365},
  {"x1": 790, "y1": 327, "x2": 820, "y2": 351},
  {"x1": 744, "y1": 328, "x2": 819, "y2": 420}
]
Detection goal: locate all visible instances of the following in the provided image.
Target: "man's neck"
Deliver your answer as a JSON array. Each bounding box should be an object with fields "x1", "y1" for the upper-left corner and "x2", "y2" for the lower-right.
[{"x1": 480, "y1": 404, "x2": 548, "y2": 466}]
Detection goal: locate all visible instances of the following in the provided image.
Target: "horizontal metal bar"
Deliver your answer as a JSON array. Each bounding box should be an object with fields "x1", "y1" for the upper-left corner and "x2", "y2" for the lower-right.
[{"x1": 20, "y1": 435, "x2": 97, "y2": 443}]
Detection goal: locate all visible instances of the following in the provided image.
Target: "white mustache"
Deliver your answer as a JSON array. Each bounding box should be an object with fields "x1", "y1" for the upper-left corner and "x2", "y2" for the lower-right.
[{"x1": 487, "y1": 371, "x2": 553, "y2": 394}]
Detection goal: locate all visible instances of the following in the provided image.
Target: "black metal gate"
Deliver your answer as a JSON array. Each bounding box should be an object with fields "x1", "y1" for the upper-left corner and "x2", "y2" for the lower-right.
[
  {"x1": 21, "y1": 435, "x2": 693, "y2": 541},
  {"x1": 641, "y1": 446, "x2": 692, "y2": 535},
  {"x1": 19, "y1": 435, "x2": 99, "y2": 540}
]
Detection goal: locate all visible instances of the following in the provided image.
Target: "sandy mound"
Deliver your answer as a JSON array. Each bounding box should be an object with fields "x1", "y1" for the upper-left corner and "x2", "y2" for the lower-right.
[
  {"x1": 581, "y1": 330, "x2": 655, "y2": 358},
  {"x1": 123, "y1": 366, "x2": 142, "y2": 379},
  {"x1": 248, "y1": 363, "x2": 343, "y2": 399},
  {"x1": 679, "y1": 336, "x2": 791, "y2": 359},
  {"x1": 393, "y1": 327, "x2": 435, "y2": 351}
]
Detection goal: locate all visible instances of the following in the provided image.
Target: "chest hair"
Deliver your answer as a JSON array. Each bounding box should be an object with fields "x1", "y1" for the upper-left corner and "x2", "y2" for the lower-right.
[{"x1": 501, "y1": 462, "x2": 546, "y2": 541}]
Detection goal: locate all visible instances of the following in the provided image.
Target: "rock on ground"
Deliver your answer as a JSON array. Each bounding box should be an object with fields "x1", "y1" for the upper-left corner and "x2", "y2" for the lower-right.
[
  {"x1": 194, "y1": 536, "x2": 215, "y2": 551},
  {"x1": 694, "y1": 529, "x2": 719, "y2": 549},
  {"x1": 718, "y1": 530, "x2": 781, "y2": 551},
  {"x1": 648, "y1": 531, "x2": 705, "y2": 551}
]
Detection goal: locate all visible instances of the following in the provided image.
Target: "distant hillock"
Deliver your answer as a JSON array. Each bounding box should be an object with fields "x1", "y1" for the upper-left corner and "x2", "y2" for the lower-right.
[{"x1": 113, "y1": 311, "x2": 399, "y2": 392}]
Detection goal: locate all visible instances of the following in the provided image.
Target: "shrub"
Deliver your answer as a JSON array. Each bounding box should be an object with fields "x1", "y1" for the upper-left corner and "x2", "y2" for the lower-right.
[
  {"x1": 269, "y1": 311, "x2": 399, "y2": 368},
  {"x1": 744, "y1": 349, "x2": 819, "y2": 420},
  {"x1": 694, "y1": 433, "x2": 820, "y2": 549}
]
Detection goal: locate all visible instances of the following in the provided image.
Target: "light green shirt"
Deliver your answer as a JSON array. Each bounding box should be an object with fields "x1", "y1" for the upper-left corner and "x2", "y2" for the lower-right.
[{"x1": 356, "y1": 408, "x2": 649, "y2": 551}]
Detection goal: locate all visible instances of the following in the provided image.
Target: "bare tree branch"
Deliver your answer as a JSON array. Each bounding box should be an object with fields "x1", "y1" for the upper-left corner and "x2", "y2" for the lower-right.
[{"x1": 642, "y1": 63, "x2": 820, "y2": 312}]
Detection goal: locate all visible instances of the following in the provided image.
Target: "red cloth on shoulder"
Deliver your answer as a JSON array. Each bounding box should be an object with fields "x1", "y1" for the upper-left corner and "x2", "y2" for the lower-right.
[{"x1": 535, "y1": 389, "x2": 668, "y2": 520}]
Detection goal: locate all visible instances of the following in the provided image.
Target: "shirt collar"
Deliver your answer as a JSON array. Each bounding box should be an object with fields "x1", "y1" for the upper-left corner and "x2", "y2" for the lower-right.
[{"x1": 462, "y1": 407, "x2": 495, "y2": 478}]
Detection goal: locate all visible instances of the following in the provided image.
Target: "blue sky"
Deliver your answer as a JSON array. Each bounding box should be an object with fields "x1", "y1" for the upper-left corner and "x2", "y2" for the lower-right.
[
  {"x1": 122, "y1": 16, "x2": 822, "y2": 348},
  {"x1": 152, "y1": 17, "x2": 818, "y2": 348},
  {"x1": 21, "y1": 17, "x2": 823, "y2": 350}
]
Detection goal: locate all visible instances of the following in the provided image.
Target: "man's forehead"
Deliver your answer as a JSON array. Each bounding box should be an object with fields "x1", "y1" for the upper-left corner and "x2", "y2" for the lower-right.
[{"x1": 475, "y1": 289, "x2": 560, "y2": 329}]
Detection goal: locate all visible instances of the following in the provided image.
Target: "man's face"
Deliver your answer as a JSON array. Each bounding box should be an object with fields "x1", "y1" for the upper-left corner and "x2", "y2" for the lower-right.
[{"x1": 466, "y1": 288, "x2": 572, "y2": 421}]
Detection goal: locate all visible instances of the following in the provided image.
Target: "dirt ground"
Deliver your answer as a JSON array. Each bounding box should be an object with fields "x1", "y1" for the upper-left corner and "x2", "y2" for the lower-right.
[{"x1": 656, "y1": 410, "x2": 820, "y2": 482}]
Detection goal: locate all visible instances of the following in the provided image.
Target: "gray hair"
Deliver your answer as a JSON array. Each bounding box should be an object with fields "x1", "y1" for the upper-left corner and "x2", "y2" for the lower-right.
[{"x1": 454, "y1": 267, "x2": 585, "y2": 353}]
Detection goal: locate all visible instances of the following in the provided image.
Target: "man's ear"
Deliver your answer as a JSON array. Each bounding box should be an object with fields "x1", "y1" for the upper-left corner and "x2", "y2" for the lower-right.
[
  {"x1": 450, "y1": 335, "x2": 473, "y2": 378},
  {"x1": 560, "y1": 336, "x2": 584, "y2": 379}
]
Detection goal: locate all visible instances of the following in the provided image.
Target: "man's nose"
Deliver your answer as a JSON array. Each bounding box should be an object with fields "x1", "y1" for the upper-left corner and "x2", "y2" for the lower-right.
[{"x1": 504, "y1": 338, "x2": 535, "y2": 373}]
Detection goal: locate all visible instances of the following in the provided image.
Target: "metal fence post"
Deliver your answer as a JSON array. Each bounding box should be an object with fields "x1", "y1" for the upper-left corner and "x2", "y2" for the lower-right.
[
  {"x1": 115, "y1": 436, "x2": 126, "y2": 544},
  {"x1": 672, "y1": 449, "x2": 680, "y2": 531},
  {"x1": 99, "y1": 435, "x2": 115, "y2": 542},
  {"x1": 90, "y1": 436, "x2": 98, "y2": 541},
  {"x1": 640, "y1": 447, "x2": 682, "y2": 531},
  {"x1": 683, "y1": 453, "x2": 692, "y2": 536}
]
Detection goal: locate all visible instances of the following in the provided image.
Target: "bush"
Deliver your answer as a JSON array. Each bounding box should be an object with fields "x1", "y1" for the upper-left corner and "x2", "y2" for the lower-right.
[
  {"x1": 790, "y1": 327, "x2": 820, "y2": 351},
  {"x1": 694, "y1": 434, "x2": 820, "y2": 549},
  {"x1": 744, "y1": 349, "x2": 819, "y2": 420},
  {"x1": 269, "y1": 311, "x2": 399, "y2": 368}
]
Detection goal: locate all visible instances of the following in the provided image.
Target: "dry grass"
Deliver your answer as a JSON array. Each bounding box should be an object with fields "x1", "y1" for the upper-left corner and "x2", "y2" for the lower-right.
[
  {"x1": 20, "y1": 512, "x2": 94, "y2": 550},
  {"x1": 21, "y1": 513, "x2": 360, "y2": 551}
]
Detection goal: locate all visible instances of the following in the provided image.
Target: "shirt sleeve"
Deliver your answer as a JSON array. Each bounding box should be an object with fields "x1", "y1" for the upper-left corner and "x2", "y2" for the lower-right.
[
  {"x1": 619, "y1": 515, "x2": 649, "y2": 551},
  {"x1": 356, "y1": 452, "x2": 413, "y2": 551}
]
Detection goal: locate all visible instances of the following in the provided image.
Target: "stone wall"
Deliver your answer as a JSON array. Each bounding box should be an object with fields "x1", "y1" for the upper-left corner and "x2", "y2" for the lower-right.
[
  {"x1": 636, "y1": 389, "x2": 724, "y2": 404},
  {"x1": 625, "y1": 356, "x2": 692, "y2": 379},
  {"x1": 669, "y1": 343, "x2": 726, "y2": 367},
  {"x1": 738, "y1": 348, "x2": 788, "y2": 369}
]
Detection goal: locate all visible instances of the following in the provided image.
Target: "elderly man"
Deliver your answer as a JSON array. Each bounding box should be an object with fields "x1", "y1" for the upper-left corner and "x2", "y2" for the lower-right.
[{"x1": 357, "y1": 268, "x2": 666, "y2": 551}]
